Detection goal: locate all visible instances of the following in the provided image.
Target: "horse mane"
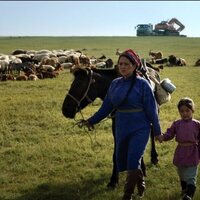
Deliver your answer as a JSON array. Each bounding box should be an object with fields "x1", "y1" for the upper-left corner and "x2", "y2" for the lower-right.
[
  {"x1": 92, "y1": 66, "x2": 119, "y2": 78},
  {"x1": 72, "y1": 66, "x2": 119, "y2": 80}
]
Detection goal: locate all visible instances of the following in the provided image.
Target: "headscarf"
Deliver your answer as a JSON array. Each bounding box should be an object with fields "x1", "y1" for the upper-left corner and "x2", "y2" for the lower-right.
[{"x1": 118, "y1": 49, "x2": 141, "y2": 68}]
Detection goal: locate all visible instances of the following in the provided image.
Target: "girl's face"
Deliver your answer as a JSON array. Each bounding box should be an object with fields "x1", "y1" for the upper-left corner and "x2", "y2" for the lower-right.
[
  {"x1": 179, "y1": 105, "x2": 194, "y2": 120},
  {"x1": 118, "y1": 56, "x2": 136, "y2": 78}
]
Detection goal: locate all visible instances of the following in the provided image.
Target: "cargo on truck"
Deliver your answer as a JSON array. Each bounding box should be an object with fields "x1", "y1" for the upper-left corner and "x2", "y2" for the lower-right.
[{"x1": 135, "y1": 18, "x2": 186, "y2": 37}]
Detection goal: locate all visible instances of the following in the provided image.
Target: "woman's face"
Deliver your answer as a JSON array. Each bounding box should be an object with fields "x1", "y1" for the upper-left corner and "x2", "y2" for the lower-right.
[{"x1": 118, "y1": 56, "x2": 136, "y2": 78}]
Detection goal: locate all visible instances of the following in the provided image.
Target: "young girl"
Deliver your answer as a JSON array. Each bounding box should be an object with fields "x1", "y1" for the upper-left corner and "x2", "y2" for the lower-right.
[{"x1": 157, "y1": 97, "x2": 200, "y2": 200}]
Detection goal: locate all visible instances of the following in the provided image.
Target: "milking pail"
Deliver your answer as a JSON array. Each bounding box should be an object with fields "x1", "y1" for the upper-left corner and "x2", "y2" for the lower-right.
[{"x1": 160, "y1": 78, "x2": 176, "y2": 94}]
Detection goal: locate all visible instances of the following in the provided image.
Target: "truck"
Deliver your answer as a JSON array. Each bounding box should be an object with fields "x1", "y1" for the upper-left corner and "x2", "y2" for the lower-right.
[{"x1": 136, "y1": 18, "x2": 186, "y2": 37}]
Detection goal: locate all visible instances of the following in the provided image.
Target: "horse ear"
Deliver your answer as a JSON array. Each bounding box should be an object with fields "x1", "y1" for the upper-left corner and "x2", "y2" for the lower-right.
[{"x1": 73, "y1": 67, "x2": 88, "y2": 76}]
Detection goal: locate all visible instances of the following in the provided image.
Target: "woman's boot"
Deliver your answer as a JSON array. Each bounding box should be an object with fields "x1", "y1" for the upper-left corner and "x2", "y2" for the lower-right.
[{"x1": 122, "y1": 170, "x2": 140, "y2": 200}]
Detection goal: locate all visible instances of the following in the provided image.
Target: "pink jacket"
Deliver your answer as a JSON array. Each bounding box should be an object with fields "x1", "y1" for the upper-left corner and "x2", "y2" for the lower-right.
[{"x1": 163, "y1": 118, "x2": 200, "y2": 167}]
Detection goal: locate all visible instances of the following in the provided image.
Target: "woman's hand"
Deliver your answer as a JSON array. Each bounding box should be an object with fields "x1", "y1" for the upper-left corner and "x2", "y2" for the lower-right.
[
  {"x1": 155, "y1": 135, "x2": 164, "y2": 143},
  {"x1": 78, "y1": 120, "x2": 94, "y2": 131}
]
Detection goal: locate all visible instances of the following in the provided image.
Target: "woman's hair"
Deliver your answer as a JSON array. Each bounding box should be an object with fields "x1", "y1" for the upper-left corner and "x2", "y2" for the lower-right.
[
  {"x1": 117, "y1": 49, "x2": 141, "y2": 68},
  {"x1": 177, "y1": 97, "x2": 195, "y2": 111}
]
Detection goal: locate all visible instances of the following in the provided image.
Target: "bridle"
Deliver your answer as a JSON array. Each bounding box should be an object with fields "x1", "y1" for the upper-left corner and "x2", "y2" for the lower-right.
[{"x1": 67, "y1": 69, "x2": 94, "y2": 112}]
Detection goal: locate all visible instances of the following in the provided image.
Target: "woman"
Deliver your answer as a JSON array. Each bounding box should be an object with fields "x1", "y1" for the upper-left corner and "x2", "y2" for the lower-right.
[{"x1": 85, "y1": 49, "x2": 161, "y2": 199}]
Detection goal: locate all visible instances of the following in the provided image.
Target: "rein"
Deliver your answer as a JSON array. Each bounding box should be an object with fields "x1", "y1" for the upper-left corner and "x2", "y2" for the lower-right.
[{"x1": 67, "y1": 69, "x2": 94, "y2": 112}]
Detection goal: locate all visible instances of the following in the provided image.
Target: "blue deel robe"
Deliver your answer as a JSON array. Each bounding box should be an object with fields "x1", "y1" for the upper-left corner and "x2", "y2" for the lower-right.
[{"x1": 88, "y1": 75, "x2": 161, "y2": 172}]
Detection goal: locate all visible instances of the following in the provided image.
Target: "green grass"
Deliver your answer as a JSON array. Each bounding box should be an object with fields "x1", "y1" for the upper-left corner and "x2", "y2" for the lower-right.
[{"x1": 0, "y1": 36, "x2": 200, "y2": 200}]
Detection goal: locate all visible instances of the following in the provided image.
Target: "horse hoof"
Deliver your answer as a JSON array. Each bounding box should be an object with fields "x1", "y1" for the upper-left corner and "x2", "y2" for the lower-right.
[
  {"x1": 151, "y1": 158, "x2": 159, "y2": 165},
  {"x1": 107, "y1": 181, "x2": 118, "y2": 189}
]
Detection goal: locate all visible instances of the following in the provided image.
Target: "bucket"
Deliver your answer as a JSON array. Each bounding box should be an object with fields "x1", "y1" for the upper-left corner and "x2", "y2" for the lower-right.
[{"x1": 160, "y1": 78, "x2": 176, "y2": 94}]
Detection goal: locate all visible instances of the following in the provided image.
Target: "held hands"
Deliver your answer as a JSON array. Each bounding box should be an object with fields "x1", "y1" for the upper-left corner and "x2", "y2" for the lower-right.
[
  {"x1": 77, "y1": 120, "x2": 94, "y2": 131},
  {"x1": 155, "y1": 134, "x2": 164, "y2": 143}
]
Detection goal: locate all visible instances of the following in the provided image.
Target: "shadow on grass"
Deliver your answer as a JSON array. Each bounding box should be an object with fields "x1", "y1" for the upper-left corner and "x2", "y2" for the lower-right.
[{"x1": 13, "y1": 174, "x2": 114, "y2": 200}]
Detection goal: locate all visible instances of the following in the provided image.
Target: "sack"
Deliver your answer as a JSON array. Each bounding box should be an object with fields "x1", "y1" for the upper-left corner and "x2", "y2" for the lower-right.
[
  {"x1": 155, "y1": 82, "x2": 171, "y2": 105},
  {"x1": 147, "y1": 72, "x2": 171, "y2": 105}
]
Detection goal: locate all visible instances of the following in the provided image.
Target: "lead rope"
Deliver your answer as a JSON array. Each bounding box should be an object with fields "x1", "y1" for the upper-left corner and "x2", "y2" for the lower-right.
[
  {"x1": 72, "y1": 109, "x2": 102, "y2": 152},
  {"x1": 72, "y1": 107, "x2": 117, "y2": 151}
]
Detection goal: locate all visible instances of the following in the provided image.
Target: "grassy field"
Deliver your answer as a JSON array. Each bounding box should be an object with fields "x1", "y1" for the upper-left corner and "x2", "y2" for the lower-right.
[{"x1": 0, "y1": 36, "x2": 200, "y2": 200}]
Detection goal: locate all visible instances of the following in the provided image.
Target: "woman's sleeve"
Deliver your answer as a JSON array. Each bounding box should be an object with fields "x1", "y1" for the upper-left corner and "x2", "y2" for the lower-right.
[
  {"x1": 87, "y1": 93, "x2": 114, "y2": 125},
  {"x1": 143, "y1": 81, "x2": 161, "y2": 136}
]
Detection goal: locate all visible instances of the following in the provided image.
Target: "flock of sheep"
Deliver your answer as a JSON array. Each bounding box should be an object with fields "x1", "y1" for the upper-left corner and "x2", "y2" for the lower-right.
[
  {"x1": 1, "y1": 48, "x2": 199, "y2": 82},
  {"x1": 0, "y1": 48, "x2": 115, "y2": 81}
]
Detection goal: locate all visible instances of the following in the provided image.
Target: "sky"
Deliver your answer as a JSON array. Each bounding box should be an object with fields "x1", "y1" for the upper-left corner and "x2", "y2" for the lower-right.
[{"x1": 0, "y1": 1, "x2": 200, "y2": 37}]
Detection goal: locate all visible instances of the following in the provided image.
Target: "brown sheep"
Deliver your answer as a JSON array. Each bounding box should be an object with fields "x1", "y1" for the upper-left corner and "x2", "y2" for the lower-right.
[
  {"x1": 79, "y1": 55, "x2": 91, "y2": 67},
  {"x1": 40, "y1": 57, "x2": 58, "y2": 67},
  {"x1": 16, "y1": 75, "x2": 28, "y2": 81},
  {"x1": 28, "y1": 74, "x2": 38, "y2": 81},
  {"x1": 65, "y1": 55, "x2": 80, "y2": 67},
  {"x1": 149, "y1": 50, "x2": 163, "y2": 60},
  {"x1": 195, "y1": 59, "x2": 200, "y2": 66},
  {"x1": 1, "y1": 74, "x2": 15, "y2": 81}
]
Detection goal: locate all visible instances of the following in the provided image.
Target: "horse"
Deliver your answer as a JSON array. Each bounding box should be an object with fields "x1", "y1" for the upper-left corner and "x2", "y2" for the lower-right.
[{"x1": 62, "y1": 63, "x2": 160, "y2": 188}]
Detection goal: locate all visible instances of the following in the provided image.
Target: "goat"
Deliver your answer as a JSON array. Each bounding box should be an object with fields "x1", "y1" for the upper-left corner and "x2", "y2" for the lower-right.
[{"x1": 116, "y1": 48, "x2": 122, "y2": 56}]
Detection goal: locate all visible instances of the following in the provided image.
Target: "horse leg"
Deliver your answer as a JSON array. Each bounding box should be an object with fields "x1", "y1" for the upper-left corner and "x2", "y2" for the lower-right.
[
  {"x1": 150, "y1": 125, "x2": 159, "y2": 164},
  {"x1": 141, "y1": 157, "x2": 146, "y2": 177},
  {"x1": 107, "y1": 117, "x2": 119, "y2": 188}
]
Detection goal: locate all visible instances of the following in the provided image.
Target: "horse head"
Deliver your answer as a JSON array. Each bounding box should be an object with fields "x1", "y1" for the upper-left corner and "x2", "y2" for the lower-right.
[
  {"x1": 62, "y1": 67, "x2": 96, "y2": 118},
  {"x1": 62, "y1": 67, "x2": 118, "y2": 119}
]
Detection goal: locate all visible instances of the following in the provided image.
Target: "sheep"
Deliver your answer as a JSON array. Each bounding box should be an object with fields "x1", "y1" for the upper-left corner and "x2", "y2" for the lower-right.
[
  {"x1": 39, "y1": 65, "x2": 55, "y2": 72},
  {"x1": 12, "y1": 49, "x2": 27, "y2": 55},
  {"x1": 65, "y1": 54, "x2": 80, "y2": 67},
  {"x1": 168, "y1": 55, "x2": 186, "y2": 66},
  {"x1": 40, "y1": 57, "x2": 59, "y2": 67},
  {"x1": 79, "y1": 55, "x2": 91, "y2": 67},
  {"x1": 16, "y1": 75, "x2": 28, "y2": 81},
  {"x1": 58, "y1": 56, "x2": 68, "y2": 64},
  {"x1": 195, "y1": 59, "x2": 200, "y2": 66},
  {"x1": 61, "y1": 62, "x2": 73, "y2": 69},
  {"x1": 0, "y1": 55, "x2": 9, "y2": 61},
  {"x1": 177, "y1": 58, "x2": 186, "y2": 66},
  {"x1": 149, "y1": 50, "x2": 163, "y2": 60},
  {"x1": 33, "y1": 53, "x2": 50, "y2": 62},
  {"x1": 36, "y1": 50, "x2": 52, "y2": 54},
  {"x1": 0, "y1": 60, "x2": 9, "y2": 74},
  {"x1": 41, "y1": 71, "x2": 59, "y2": 79},
  {"x1": 150, "y1": 58, "x2": 168, "y2": 65},
  {"x1": 28, "y1": 74, "x2": 38, "y2": 81},
  {"x1": 98, "y1": 54, "x2": 106, "y2": 60},
  {"x1": 0, "y1": 74, "x2": 15, "y2": 81}
]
